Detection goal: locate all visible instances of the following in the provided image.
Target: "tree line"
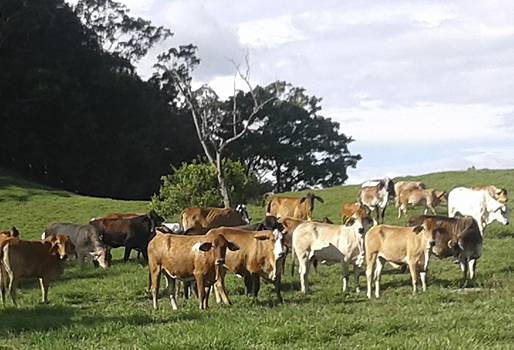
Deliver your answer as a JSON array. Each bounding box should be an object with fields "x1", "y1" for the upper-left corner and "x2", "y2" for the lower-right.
[{"x1": 0, "y1": 0, "x2": 360, "y2": 201}]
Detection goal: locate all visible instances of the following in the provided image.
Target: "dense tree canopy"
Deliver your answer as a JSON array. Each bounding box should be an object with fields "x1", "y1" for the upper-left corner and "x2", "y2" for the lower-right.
[
  {"x1": 227, "y1": 82, "x2": 361, "y2": 192},
  {"x1": 0, "y1": 0, "x2": 200, "y2": 199}
]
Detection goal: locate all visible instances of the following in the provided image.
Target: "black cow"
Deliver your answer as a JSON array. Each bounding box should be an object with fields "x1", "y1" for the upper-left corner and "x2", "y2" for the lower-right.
[{"x1": 90, "y1": 210, "x2": 164, "y2": 262}]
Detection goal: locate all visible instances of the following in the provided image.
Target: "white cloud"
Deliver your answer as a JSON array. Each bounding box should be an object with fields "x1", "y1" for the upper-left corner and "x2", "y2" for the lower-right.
[{"x1": 238, "y1": 15, "x2": 306, "y2": 47}]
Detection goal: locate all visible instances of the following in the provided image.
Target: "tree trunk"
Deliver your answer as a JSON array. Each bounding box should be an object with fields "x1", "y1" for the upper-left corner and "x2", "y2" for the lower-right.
[
  {"x1": 275, "y1": 161, "x2": 282, "y2": 193},
  {"x1": 215, "y1": 152, "x2": 231, "y2": 208}
]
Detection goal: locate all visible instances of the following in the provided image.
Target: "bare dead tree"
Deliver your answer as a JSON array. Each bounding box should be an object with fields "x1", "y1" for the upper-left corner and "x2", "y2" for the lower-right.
[{"x1": 157, "y1": 51, "x2": 276, "y2": 207}]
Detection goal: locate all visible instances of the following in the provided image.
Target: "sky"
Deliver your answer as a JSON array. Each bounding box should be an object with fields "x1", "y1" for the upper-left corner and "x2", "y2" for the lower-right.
[{"x1": 72, "y1": 0, "x2": 514, "y2": 183}]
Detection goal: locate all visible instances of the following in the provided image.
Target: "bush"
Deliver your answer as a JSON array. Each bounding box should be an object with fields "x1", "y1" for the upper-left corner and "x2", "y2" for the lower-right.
[{"x1": 150, "y1": 160, "x2": 258, "y2": 220}]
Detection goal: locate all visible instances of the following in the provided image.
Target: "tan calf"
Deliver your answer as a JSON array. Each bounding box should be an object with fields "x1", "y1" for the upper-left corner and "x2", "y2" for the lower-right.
[
  {"x1": 340, "y1": 202, "x2": 371, "y2": 224},
  {"x1": 181, "y1": 207, "x2": 249, "y2": 231},
  {"x1": 365, "y1": 224, "x2": 435, "y2": 299},
  {"x1": 472, "y1": 185, "x2": 508, "y2": 203},
  {"x1": 266, "y1": 193, "x2": 324, "y2": 220},
  {"x1": 397, "y1": 188, "x2": 446, "y2": 218},
  {"x1": 394, "y1": 181, "x2": 426, "y2": 207},
  {"x1": 0, "y1": 235, "x2": 74, "y2": 306},
  {"x1": 147, "y1": 231, "x2": 239, "y2": 310}
]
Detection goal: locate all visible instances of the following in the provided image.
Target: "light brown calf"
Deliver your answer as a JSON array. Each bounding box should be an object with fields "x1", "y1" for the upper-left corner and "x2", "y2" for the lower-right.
[
  {"x1": 0, "y1": 235, "x2": 74, "y2": 306},
  {"x1": 266, "y1": 193, "x2": 324, "y2": 220},
  {"x1": 181, "y1": 207, "x2": 249, "y2": 231},
  {"x1": 397, "y1": 189, "x2": 446, "y2": 218},
  {"x1": 365, "y1": 224, "x2": 435, "y2": 299},
  {"x1": 147, "y1": 231, "x2": 239, "y2": 310},
  {"x1": 471, "y1": 185, "x2": 508, "y2": 203},
  {"x1": 394, "y1": 181, "x2": 426, "y2": 207}
]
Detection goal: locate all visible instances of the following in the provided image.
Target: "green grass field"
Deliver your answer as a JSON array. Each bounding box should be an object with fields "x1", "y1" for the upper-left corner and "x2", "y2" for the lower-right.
[{"x1": 0, "y1": 169, "x2": 513, "y2": 349}]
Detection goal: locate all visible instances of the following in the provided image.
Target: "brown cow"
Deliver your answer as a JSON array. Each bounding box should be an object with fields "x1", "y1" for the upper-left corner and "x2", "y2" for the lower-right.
[
  {"x1": 397, "y1": 189, "x2": 447, "y2": 218},
  {"x1": 181, "y1": 206, "x2": 250, "y2": 232},
  {"x1": 266, "y1": 193, "x2": 324, "y2": 220},
  {"x1": 0, "y1": 227, "x2": 19, "y2": 243},
  {"x1": 472, "y1": 185, "x2": 508, "y2": 203},
  {"x1": 365, "y1": 224, "x2": 435, "y2": 299},
  {"x1": 208, "y1": 227, "x2": 287, "y2": 303},
  {"x1": 408, "y1": 215, "x2": 482, "y2": 284},
  {"x1": 147, "y1": 231, "x2": 239, "y2": 310},
  {"x1": 0, "y1": 235, "x2": 74, "y2": 306}
]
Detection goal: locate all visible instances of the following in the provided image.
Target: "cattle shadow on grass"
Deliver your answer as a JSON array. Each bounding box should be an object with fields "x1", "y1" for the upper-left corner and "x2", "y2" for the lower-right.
[
  {"x1": 77, "y1": 312, "x2": 203, "y2": 328},
  {"x1": 0, "y1": 305, "x2": 75, "y2": 336}
]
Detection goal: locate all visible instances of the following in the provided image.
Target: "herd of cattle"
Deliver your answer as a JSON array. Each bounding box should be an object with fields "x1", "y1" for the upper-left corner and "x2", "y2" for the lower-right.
[{"x1": 0, "y1": 178, "x2": 509, "y2": 309}]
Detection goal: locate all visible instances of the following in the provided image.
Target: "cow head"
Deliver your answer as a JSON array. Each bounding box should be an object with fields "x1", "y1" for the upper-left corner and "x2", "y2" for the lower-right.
[
  {"x1": 45, "y1": 234, "x2": 75, "y2": 260},
  {"x1": 147, "y1": 210, "x2": 165, "y2": 232},
  {"x1": 494, "y1": 188, "x2": 508, "y2": 203},
  {"x1": 193, "y1": 233, "x2": 239, "y2": 267},
  {"x1": 384, "y1": 178, "x2": 396, "y2": 199},
  {"x1": 89, "y1": 244, "x2": 110, "y2": 268},
  {"x1": 344, "y1": 217, "x2": 366, "y2": 236},
  {"x1": 301, "y1": 193, "x2": 324, "y2": 216},
  {"x1": 412, "y1": 225, "x2": 436, "y2": 249},
  {"x1": 435, "y1": 191, "x2": 448, "y2": 204},
  {"x1": 254, "y1": 229, "x2": 287, "y2": 281},
  {"x1": 235, "y1": 204, "x2": 251, "y2": 224},
  {"x1": 1, "y1": 226, "x2": 19, "y2": 238},
  {"x1": 488, "y1": 204, "x2": 509, "y2": 226}
]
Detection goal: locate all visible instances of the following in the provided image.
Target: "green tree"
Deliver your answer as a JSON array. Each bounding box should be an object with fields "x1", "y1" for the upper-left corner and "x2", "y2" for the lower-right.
[
  {"x1": 150, "y1": 160, "x2": 258, "y2": 219},
  {"x1": 228, "y1": 82, "x2": 361, "y2": 192}
]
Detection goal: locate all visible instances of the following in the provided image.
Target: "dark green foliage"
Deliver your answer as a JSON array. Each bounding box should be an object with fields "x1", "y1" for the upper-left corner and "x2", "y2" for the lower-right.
[
  {"x1": 228, "y1": 82, "x2": 361, "y2": 192},
  {"x1": 150, "y1": 160, "x2": 259, "y2": 219},
  {"x1": 0, "y1": 0, "x2": 200, "y2": 199}
]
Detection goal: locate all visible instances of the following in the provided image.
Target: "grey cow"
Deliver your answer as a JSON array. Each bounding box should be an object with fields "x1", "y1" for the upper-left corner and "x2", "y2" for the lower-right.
[{"x1": 42, "y1": 223, "x2": 110, "y2": 268}]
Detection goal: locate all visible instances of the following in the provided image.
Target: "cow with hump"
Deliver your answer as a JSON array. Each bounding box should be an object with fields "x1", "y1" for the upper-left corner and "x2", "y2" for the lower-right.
[
  {"x1": 147, "y1": 231, "x2": 239, "y2": 310},
  {"x1": 448, "y1": 187, "x2": 509, "y2": 236},
  {"x1": 90, "y1": 210, "x2": 163, "y2": 262},
  {"x1": 365, "y1": 223, "x2": 436, "y2": 299},
  {"x1": 181, "y1": 205, "x2": 250, "y2": 232},
  {"x1": 42, "y1": 223, "x2": 109, "y2": 268},
  {"x1": 208, "y1": 227, "x2": 287, "y2": 303},
  {"x1": 397, "y1": 188, "x2": 446, "y2": 218},
  {"x1": 0, "y1": 234, "x2": 74, "y2": 306},
  {"x1": 358, "y1": 178, "x2": 395, "y2": 225},
  {"x1": 409, "y1": 215, "x2": 482, "y2": 285},
  {"x1": 266, "y1": 193, "x2": 324, "y2": 220},
  {"x1": 293, "y1": 215, "x2": 371, "y2": 295}
]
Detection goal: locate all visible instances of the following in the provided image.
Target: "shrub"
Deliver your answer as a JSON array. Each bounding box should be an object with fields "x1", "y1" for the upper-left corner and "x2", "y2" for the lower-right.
[{"x1": 150, "y1": 160, "x2": 258, "y2": 220}]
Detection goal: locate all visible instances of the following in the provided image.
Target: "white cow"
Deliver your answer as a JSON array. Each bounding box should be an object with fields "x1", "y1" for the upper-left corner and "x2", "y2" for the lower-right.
[
  {"x1": 448, "y1": 187, "x2": 509, "y2": 236},
  {"x1": 162, "y1": 223, "x2": 183, "y2": 233},
  {"x1": 293, "y1": 217, "x2": 368, "y2": 294}
]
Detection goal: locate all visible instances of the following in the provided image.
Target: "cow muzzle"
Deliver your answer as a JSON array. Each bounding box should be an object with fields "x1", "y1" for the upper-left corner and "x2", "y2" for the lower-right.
[
  {"x1": 60, "y1": 254, "x2": 68, "y2": 260},
  {"x1": 428, "y1": 240, "x2": 436, "y2": 247},
  {"x1": 216, "y1": 258, "x2": 225, "y2": 266}
]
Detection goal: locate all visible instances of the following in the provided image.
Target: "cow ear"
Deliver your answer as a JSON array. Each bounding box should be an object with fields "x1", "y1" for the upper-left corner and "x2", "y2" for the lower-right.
[
  {"x1": 299, "y1": 197, "x2": 307, "y2": 203},
  {"x1": 10, "y1": 227, "x2": 19, "y2": 237},
  {"x1": 192, "y1": 242, "x2": 211, "y2": 252},
  {"x1": 227, "y1": 242, "x2": 240, "y2": 251},
  {"x1": 345, "y1": 218, "x2": 355, "y2": 226},
  {"x1": 448, "y1": 240, "x2": 457, "y2": 249},
  {"x1": 412, "y1": 225, "x2": 424, "y2": 234},
  {"x1": 314, "y1": 195, "x2": 324, "y2": 203},
  {"x1": 254, "y1": 232, "x2": 271, "y2": 241}
]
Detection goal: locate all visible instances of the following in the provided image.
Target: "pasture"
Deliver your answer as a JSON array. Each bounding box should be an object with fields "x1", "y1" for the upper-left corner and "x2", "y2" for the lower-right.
[{"x1": 0, "y1": 169, "x2": 513, "y2": 349}]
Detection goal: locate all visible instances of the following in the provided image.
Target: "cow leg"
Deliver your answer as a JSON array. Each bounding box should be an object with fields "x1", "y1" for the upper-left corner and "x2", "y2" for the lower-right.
[
  {"x1": 0, "y1": 269, "x2": 5, "y2": 306},
  {"x1": 252, "y1": 274, "x2": 261, "y2": 297},
  {"x1": 353, "y1": 265, "x2": 361, "y2": 293},
  {"x1": 408, "y1": 260, "x2": 418, "y2": 295},
  {"x1": 375, "y1": 208, "x2": 380, "y2": 225},
  {"x1": 148, "y1": 261, "x2": 161, "y2": 310},
  {"x1": 460, "y1": 260, "x2": 468, "y2": 287},
  {"x1": 39, "y1": 278, "x2": 49, "y2": 303},
  {"x1": 380, "y1": 207, "x2": 387, "y2": 224},
  {"x1": 215, "y1": 270, "x2": 231, "y2": 305},
  {"x1": 274, "y1": 274, "x2": 283, "y2": 303},
  {"x1": 123, "y1": 247, "x2": 132, "y2": 262},
  {"x1": 374, "y1": 257, "x2": 385, "y2": 298},
  {"x1": 298, "y1": 256, "x2": 310, "y2": 294},
  {"x1": 243, "y1": 273, "x2": 253, "y2": 296},
  {"x1": 290, "y1": 248, "x2": 296, "y2": 277},
  {"x1": 341, "y1": 262, "x2": 349, "y2": 293},
  {"x1": 163, "y1": 274, "x2": 178, "y2": 310},
  {"x1": 7, "y1": 276, "x2": 17, "y2": 307},
  {"x1": 420, "y1": 271, "x2": 427, "y2": 292},
  {"x1": 203, "y1": 286, "x2": 210, "y2": 309},
  {"x1": 468, "y1": 259, "x2": 477, "y2": 281},
  {"x1": 195, "y1": 275, "x2": 206, "y2": 310},
  {"x1": 366, "y1": 254, "x2": 376, "y2": 299}
]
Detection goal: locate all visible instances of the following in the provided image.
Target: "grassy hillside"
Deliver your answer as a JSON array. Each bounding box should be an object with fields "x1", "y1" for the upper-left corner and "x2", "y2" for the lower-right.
[{"x1": 0, "y1": 169, "x2": 513, "y2": 349}]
